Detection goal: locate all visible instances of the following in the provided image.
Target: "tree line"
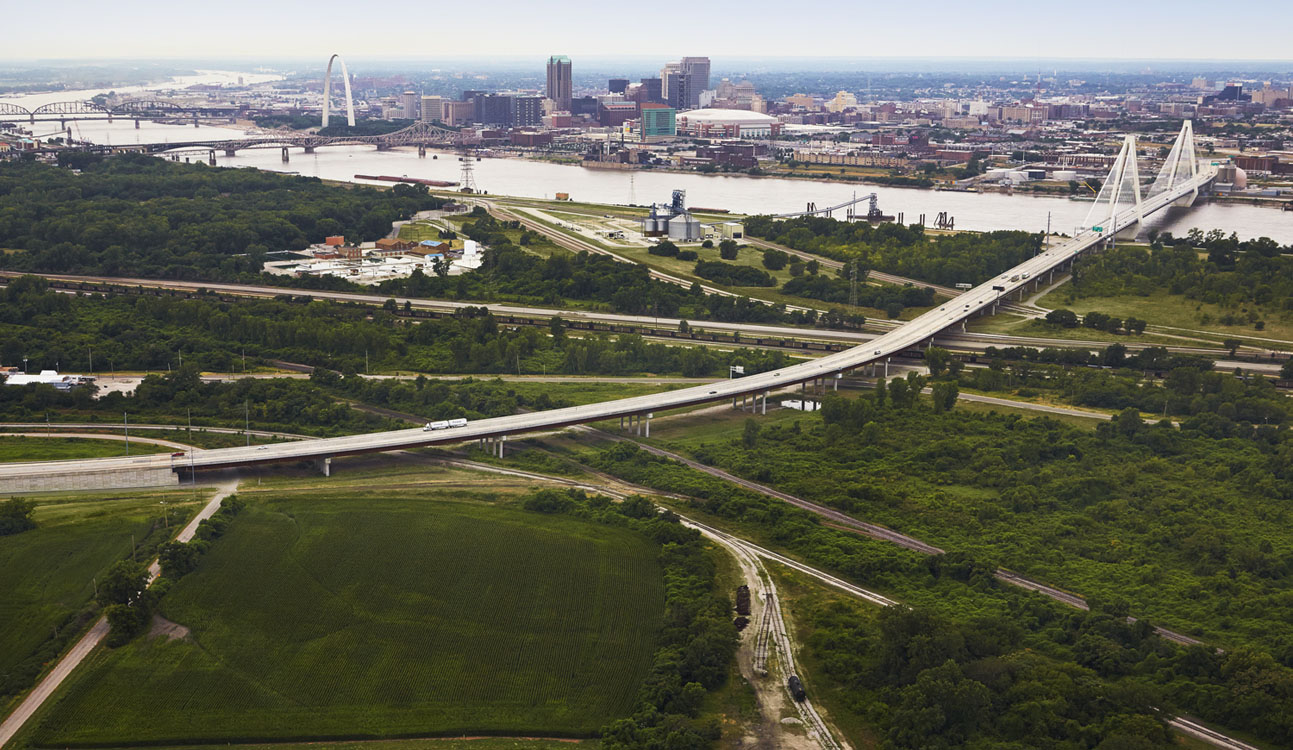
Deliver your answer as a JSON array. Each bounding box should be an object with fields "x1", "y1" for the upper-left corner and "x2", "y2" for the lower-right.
[
  {"x1": 0, "y1": 155, "x2": 442, "y2": 282},
  {"x1": 744, "y1": 214, "x2": 1043, "y2": 286},
  {"x1": 0, "y1": 276, "x2": 798, "y2": 379}
]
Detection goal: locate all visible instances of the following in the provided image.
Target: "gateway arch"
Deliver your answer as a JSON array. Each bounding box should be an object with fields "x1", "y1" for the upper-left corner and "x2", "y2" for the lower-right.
[{"x1": 323, "y1": 54, "x2": 356, "y2": 128}]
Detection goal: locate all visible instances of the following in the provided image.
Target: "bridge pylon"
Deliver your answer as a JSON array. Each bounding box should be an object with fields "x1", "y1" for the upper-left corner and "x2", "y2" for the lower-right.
[
  {"x1": 1084, "y1": 134, "x2": 1143, "y2": 241},
  {"x1": 1148, "y1": 120, "x2": 1199, "y2": 207}
]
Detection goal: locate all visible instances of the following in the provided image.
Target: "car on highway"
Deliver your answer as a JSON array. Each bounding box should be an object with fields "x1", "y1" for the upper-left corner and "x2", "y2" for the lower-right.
[{"x1": 170, "y1": 451, "x2": 185, "y2": 458}]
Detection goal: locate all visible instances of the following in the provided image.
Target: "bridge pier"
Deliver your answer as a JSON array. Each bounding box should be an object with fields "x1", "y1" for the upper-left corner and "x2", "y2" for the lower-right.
[
  {"x1": 135, "y1": 119, "x2": 140, "y2": 129},
  {"x1": 224, "y1": 148, "x2": 236, "y2": 157},
  {"x1": 208, "y1": 150, "x2": 216, "y2": 167},
  {"x1": 193, "y1": 116, "x2": 199, "y2": 128},
  {"x1": 376, "y1": 144, "x2": 391, "y2": 152},
  {"x1": 418, "y1": 146, "x2": 426, "y2": 157},
  {"x1": 281, "y1": 147, "x2": 290, "y2": 163},
  {"x1": 303, "y1": 146, "x2": 315, "y2": 154},
  {"x1": 316, "y1": 457, "x2": 332, "y2": 477},
  {"x1": 644, "y1": 413, "x2": 652, "y2": 438}
]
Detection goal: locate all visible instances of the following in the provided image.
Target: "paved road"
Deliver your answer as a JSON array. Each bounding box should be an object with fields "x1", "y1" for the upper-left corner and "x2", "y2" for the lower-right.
[
  {"x1": 0, "y1": 173, "x2": 1222, "y2": 485},
  {"x1": 0, "y1": 479, "x2": 239, "y2": 749},
  {"x1": 0, "y1": 432, "x2": 193, "y2": 452},
  {"x1": 9, "y1": 271, "x2": 1252, "y2": 361}
]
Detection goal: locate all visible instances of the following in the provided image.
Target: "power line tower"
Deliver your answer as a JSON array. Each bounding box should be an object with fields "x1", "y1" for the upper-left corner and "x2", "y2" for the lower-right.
[
  {"x1": 849, "y1": 259, "x2": 859, "y2": 308},
  {"x1": 458, "y1": 152, "x2": 477, "y2": 194}
]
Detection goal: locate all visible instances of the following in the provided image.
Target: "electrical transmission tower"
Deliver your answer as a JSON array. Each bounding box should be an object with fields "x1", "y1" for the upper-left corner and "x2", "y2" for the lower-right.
[
  {"x1": 849, "y1": 259, "x2": 859, "y2": 308},
  {"x1": 458, "y1": 153, "x2": 477, "y2": 194}
]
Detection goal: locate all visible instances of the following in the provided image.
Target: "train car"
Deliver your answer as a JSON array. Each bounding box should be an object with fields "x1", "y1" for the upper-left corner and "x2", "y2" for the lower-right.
[
  {"x1": 735, "y1": 584, "x2": 751, "y2": 616},
  {"x1": 787, "y1": 675, "x2": 806, "y2": 702}
]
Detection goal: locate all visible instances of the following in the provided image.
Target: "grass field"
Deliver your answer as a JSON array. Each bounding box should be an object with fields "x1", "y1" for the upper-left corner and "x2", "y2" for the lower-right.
[
  {"x1": 30, "y1": 492, "x2": 665, "y2": 746},
  {"x1": 1035, "y1": 288, "x2": 1293, "y2": 346},
  {"x1": 0, "y1": 436, "x2": 169, "y2": 462},
  {"x1": 0, "y1": 490, "x2": 206, "y2": 710}
]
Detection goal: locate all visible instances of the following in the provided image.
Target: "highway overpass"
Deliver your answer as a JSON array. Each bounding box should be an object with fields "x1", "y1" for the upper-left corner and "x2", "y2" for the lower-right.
[{"x1": 0, "y1": 124, "x2": 1218, "y2": 492}]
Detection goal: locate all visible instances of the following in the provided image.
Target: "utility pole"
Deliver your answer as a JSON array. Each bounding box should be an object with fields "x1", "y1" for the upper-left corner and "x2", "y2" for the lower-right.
[
  {"x1": 88, "y1": 347, "x2": 93, "y2": 375},
  {"x1": 1045, "y1": 211, "x2": 1051, "y2": 251},
  {"x1": 124, "y1": 412, "x2": 130, "y2": 456},
  {"x1": 245, "y1": 400, "x2": 250, "y2": 447}
]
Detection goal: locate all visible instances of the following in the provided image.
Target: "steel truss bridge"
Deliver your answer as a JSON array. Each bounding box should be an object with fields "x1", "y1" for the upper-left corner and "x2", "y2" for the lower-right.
[
  {"x1": 20, "y1": 120, "x2": 462, "y2": 161},
  {"x1": 0, "y1": 122, "x2": 1217, "y2": 493},
  {"x1": 0, "y1": 98, "x2": 245, "y2": 123}
]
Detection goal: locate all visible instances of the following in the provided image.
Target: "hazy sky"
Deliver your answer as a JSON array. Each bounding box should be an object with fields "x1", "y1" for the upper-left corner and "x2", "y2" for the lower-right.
[{"x1": 2, "y1": 0, "x2": 1290, "y2": 62}]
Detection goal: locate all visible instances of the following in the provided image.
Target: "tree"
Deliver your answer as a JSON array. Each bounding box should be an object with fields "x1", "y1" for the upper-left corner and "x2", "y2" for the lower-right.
[
  {"x1": 925, "y1": 347, "x2": 952, "y2": 377},
  {"x1": 701, "y1": 239, "x2": 714, "y2": 249},
  {"x1": 931, "y1": 382, "x2": 959, "y2": 413},
  {"x1": 548, "y1": 316, "x2": 566, "y2": 345},
  {"x1": 96, "y1": 560, "x2": 149, "y2": 607},
  {"x1": 158, "y1": 541, "x2": 199, "y2": 579},
  {"x1": 1281, "y1": 359, "x2": 1293, "y2": 380},
  {"x1": 806, "y1": 259, "x2": 820, "y2": 275},
  {"x1": 742, "y1": 418, "x2": 761, "y2": 448},
  {"x1": 0, "y1": 497, "x2": 36, "y2": 536},
  {"x1": 1045, "y1": 309, "x2": 1079, "y2": 328},
  {"x1": 1124, "y1": 317, "x2": 1147, "y2": 335},
  {"x1": 1223, "y1": 338, "x2": 1242, "y2": 357},
  {"x1": 718, "y1": 240, "x2": 739, "y2": 260},
  {"x1": 762, "y1": 249, "x2": 789, "y2": 271}
]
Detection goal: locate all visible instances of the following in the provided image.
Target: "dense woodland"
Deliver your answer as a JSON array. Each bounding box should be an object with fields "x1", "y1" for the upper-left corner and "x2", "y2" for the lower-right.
[
  {"x1": 1059, "y1": 230, "x2": 1293, "y2": 327},
  {"x1": 584, "y1": 390, "x2": 1293, "y2": 747},
  {"x1": 0, "y1": 156, "x2": 440, "y2": 280},
  {"x1": 0, "y1": 276, "x2": 796, "y2": 378},
  {"x1": 744, "y1": 215, "x2": 1043, "y2": 286}
]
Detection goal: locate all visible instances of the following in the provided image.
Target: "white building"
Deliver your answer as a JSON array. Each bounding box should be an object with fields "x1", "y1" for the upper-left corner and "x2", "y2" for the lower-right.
[{"x1": 2, "y1": 370, "x2": 95, "y2": 390}]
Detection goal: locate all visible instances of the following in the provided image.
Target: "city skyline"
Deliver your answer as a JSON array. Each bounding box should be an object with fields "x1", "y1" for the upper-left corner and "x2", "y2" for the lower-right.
[{"x1": 2, "y1": 0, "x2": 1291, "y2": 62}]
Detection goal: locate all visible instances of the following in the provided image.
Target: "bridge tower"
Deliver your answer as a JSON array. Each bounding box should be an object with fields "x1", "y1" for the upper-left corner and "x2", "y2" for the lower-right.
[
  {"x1": 1148, "y1": 120, "x2": 1200, "y2": 207},
  {"x1": 1083, "y1": 134, "x2": 1143, "y2": 241},
  {"x1": 323, "y1": 54, "x2": 356, "y2": 128}
]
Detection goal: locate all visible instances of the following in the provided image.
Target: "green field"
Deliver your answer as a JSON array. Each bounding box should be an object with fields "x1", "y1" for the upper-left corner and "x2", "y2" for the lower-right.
[
  {"x1": 1036, "y1": 288, "x2": 1293, "y2": 345},
  {"x1": 30, "y1": 493, "x2": 664, "y2": 746},
  {"x1": 0, "y1": 490, "x2": 205, "y2": 709},
  {"x1": 0, "y1": 436, "x2": 169, "y2": 462}
]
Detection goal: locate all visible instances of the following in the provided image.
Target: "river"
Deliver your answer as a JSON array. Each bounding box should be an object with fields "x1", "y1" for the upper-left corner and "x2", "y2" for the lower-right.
[
  {"x1": 211, "y1": 145, "x2": 1293, "y2": 243},
  {"x1": 5, "y1": 72, "x2": 1290, "y2": 243}
]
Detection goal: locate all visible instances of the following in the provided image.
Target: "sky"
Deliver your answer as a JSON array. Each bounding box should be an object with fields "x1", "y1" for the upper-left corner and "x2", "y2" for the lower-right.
[{"x1": 1, "y1": 0, "x2": 1290, "y2": 62}]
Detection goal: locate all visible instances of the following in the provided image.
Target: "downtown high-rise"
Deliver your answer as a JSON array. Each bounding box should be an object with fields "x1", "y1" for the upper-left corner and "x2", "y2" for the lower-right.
[{"x1": 546, "y1": 55, "x2": 573, "y2": 112}]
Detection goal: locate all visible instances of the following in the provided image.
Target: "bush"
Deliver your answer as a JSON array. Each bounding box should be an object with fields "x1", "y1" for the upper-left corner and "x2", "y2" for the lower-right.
[
  {"x1": 694, "y1": 261, "x2": 776, "y2": 287},
  {"x1": 648, "y1": 241, "x2": 680, "y2": 257},
  {"x1": 762, "y1": 249, "x2": 790, "y2": 270},
  {"x1": 0, "y1": 497, "x2": 36, "y2": 536},
  {"x1": 718, "y1": 240, "x2": 739, "y2": 260}
]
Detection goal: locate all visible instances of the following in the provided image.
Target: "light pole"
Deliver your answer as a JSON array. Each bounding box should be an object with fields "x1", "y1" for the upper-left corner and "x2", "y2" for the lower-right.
[
  {"x1": 22, "y1": 357, "x2": 28, "y2": 374},
  {"x1": 123, "y1": 412, "x2": 130, "y2": 456},
  {"x1": 244, "y1": 400, "x2": 250, "y2": 447}
]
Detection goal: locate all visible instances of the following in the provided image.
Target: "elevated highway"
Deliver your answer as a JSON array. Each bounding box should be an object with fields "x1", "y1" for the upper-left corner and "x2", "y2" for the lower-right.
[{"x1": 0, "y1": 123, "x2": 1219, "y2": 492}]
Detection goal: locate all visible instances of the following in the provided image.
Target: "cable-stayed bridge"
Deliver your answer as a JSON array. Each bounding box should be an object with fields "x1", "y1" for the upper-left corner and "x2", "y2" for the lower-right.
[{"x1": 0, "y1": 122, "x2": 1218, "y2": 493}]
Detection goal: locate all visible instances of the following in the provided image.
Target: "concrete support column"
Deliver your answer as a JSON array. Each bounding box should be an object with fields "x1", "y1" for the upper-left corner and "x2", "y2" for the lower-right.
[
  {"x1": 834, "y1": 374, "x2": 839, "y2": 391},
  {"x1": 316, "y1": 457, "x2": 331, "y2": 477},
  {"x1": 281, "y1": 147, "x2": 289, "y2": 163},
  {"x1": 961, "y1": 320, "x2": 966, "y2": 332},
  {"x1": 135, "y1": 119, "x2": 140, "y2": 129},
  {"x1": 208, "y1": 150, "x2": 216, "y2": 167},
  {"x1": 761, "y1": 391, "x2": 767, "y2": 415},
  {"x1": 497, "y1": 435, "x2": 505, "y2": 458},
  {"x1": 884, "y1": 358, "x2": 890, "y2": 378},
  {"x1": 645, "y1": 413, "x2": 652, "y2": 438}
]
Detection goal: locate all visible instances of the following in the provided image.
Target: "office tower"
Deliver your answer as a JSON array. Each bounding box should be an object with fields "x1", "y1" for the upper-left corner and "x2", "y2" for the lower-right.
[
  {"x1": 420, "y1": 95, "x2": 444, "y2": 123},
  {"x1": 401, "y1": 91, "x2": 420, "y2": 120},
  {"x1": 660, "y1": 62, "x2": 681, "y2": 102},
  {"x1": 608, "y1": 78, "x2": 629, "y2": 94},
  {"x1": 680, "y1": 57, "x2": 710, "y2": 109},
  {"x1": 639, "y1": 77, "x2": 663, "y2": 104},
  {"x1": 547, "y1": 55, "x2": 573, "y2": 112}
]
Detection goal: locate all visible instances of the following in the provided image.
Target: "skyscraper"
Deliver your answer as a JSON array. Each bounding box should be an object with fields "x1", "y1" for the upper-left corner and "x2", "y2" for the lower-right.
[
  {"x1": 680, "y1": 57, "x2": 711, "y2": 109},
  {"x1": 547, "y1": 55, "x2": 573, "y2": 112}
]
